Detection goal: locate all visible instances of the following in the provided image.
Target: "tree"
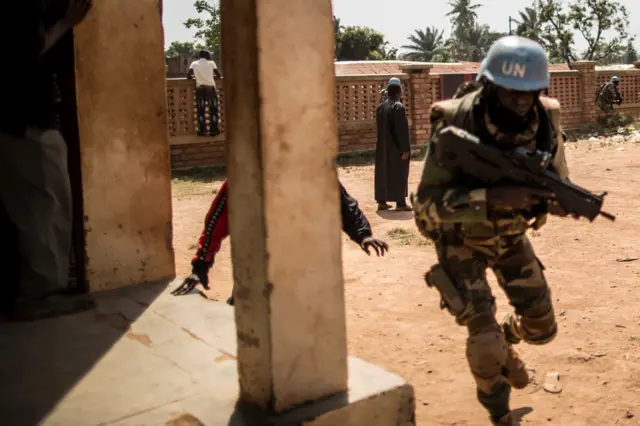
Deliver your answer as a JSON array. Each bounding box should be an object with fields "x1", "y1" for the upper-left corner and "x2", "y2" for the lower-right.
[
  {"x1": 447, "y1": 0, "x2": 482, "y2": 37},
  {"x1": 514, "y1": 7, "x2": 545, "y2": 45},
  {"x1": 333, "y1": 16, "x2": 343, "y2": 57},
  {"x1": 184, "y1": 0, "x2": 222, "y2": 65},
  {"x1": 467, "y1": 25, "x2": 504, "y2": 61},
  {"x1": 625, "y1": 40, "x2": 638, "y2": 64},
  {"x1": 537, "y1": 0, "x2": 631, "y2": 65},
  {"x1": 445, "y1": 0, "x2": 487, "y2": 61},
  {"x1": 165, "y1": 41, "x2": 198, "y2": 59},
  {"x1": 334, "y1": 25, "x2": 390, "y2": 61},
  {"x1": 401, "y1": 27, "x2": 448, "y2": 61}
]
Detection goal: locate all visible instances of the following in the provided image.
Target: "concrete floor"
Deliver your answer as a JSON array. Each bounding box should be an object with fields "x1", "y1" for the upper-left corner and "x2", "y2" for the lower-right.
[{"x1": 0, "y1": 281, "x2": 414, "y2": 426}]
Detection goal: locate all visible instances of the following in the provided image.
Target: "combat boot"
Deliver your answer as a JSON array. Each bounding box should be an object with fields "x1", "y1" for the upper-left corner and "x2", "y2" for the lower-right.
[
  {"x1": 503, "y1": 344, "x2": 529, "y2": 389},
  {"x1": 502, "y1": 314, "x2": 522, "y2": 344},
  {"x1": 501, "y1": 314, "x2": 529, "y2": 389},
  {"x1": 490, "y1": 412, "x2": 514, "y2": 426}
]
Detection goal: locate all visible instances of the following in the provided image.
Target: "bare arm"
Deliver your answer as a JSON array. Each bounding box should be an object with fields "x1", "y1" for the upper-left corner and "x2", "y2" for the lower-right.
[
  {"x1": 187, "y1": 68, "x2": 195, "y2": 80},
  {"x1": 214, "y1": 68, "x2": 222, "y2": 79}
]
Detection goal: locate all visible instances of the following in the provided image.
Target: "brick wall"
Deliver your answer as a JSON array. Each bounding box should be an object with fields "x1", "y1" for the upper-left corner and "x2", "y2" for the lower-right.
[{"x1": 167, "y1": 61, "x2": 640, "y2": 169}]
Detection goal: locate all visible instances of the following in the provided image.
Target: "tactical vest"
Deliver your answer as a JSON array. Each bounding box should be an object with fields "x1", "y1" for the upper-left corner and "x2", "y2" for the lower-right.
[
  {"x1": 429, "y1": 90, "x2": 569, "y2": 237},
  {"x1": 435, "y1": 89, "x2": 568, "y2": 179}
]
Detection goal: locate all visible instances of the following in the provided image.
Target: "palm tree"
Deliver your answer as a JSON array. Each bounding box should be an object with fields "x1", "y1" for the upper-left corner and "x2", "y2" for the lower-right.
[
  {"x1": 401, "y1": 27, "x2": 447, "y2": 61},
  {"x1": 465, "y1": 25, "x2": 504, "y2": 61},
  {"x1": 447, "y1": 0, "x2": 482, "y2": 33},
  {"x1": 514, "y1": 7, "x2": 544, "y2": 44}
]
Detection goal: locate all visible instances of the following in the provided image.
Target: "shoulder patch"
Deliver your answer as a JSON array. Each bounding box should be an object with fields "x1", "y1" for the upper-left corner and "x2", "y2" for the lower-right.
[{"x1": 539, "y1": 96, "x2": 561, "y2": 111}]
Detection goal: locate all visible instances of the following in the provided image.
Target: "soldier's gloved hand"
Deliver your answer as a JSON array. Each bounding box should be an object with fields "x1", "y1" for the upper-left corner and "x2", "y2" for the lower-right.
[
  {"x1": 171, "y1": 271, "x2": 209, "y2": 296},
  {"x1": 360, "y1": 237, "x2": 389, "y2": 257},
  {"x1": 487, "y1": 186, "x2": 553, "y2": 210}
]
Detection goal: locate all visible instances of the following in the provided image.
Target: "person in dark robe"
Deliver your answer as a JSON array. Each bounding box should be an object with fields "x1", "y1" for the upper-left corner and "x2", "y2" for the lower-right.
[
  {"x1": 171, "y1": 179, "x2": 388, "y2": 304},
  {"x1": 375, "y1": 77, "x2": 411, "y2": 212}
]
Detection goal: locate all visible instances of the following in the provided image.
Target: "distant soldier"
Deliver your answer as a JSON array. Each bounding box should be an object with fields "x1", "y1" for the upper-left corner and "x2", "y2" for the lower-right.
[
  {"x1": 596, "y1": 76, "x2": 623, "y2": 114},
  {"x1": 412, "y1": 36, "x2": 574, "y2": 425}
]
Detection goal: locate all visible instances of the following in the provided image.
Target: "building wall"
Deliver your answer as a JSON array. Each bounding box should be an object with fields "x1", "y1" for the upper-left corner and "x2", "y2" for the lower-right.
[
  {"x1": 74, "y1": 0, "x2": 175, "y2": 291},
  {"x1": 167, "y1": 61, "x2": 640, "y2": 169}
]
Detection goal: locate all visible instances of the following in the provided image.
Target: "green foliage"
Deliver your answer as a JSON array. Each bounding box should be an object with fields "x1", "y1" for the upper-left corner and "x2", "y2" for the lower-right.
[
  {"x1": 514, "y1": 7, "x2": 546, "y2": 45},
  {"x1": 401, "y1": 27, "x2": 448, "y2": 61},
  {"x1": 535, "y1": 0, "x2": 631, "y2": 65},
  {"x1": 441, "y1": 0, "x2": 505, "y2": 61},
  {"x1": 625, "y1": 40, "x2": 638, "y2": 64},
  {"x1": 447, "y1": 0, "x2": 481, "y2": 40},
  {"x1": 334, "y1": 22, "x2": 393, "y2": 61},
  {"x1": 165, "y1": 41, "x2": 199, "y2": 59},
  {"x1": 184, "y1": 0, "x2": 222, "y2": 65}
]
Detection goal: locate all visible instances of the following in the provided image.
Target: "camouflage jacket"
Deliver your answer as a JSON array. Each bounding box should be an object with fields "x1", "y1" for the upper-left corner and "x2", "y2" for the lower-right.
[
  {"x1": 597, "y1": 82, "x2": 622, "y2": 106},
  {"x1": 413, "y1": 89, "x2": 569, "y2": 241}
]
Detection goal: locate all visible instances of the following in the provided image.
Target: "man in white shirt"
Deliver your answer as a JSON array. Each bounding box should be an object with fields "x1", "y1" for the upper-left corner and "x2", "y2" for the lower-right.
[{"x1": 187, "y1": 50, "x2": 222, "y2": 136}]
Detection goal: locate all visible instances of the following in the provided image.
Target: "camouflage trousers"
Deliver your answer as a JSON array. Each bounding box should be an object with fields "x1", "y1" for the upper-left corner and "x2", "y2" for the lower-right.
[{"x1": 428, "y1": 232, "x2": 557, "y2": 420}]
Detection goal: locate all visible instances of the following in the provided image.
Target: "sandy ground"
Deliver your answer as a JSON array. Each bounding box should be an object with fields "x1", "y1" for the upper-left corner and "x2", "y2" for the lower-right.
[{"x1": 171, "y1": 140, "x2": 640, "y2": 426}]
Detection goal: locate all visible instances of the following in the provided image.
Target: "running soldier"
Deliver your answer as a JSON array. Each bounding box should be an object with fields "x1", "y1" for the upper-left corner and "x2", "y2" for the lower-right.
[
  {"x1": 412, "y1": 36, "x2": 574, "y2": 425},
  {"x1": 596, "y1": 76, "x2": 623, "y2": 114}
]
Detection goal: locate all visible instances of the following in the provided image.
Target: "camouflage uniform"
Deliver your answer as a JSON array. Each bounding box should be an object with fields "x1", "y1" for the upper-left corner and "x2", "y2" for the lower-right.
[
  {"x1": 596, "y1": 78, "x2": 622, "y2": 114},
  {"x1": 411, "y1": 36, "x2": 569, "y2": 425}
]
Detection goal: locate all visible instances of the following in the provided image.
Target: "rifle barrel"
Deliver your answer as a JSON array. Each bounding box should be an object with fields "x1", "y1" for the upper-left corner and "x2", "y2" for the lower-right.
[{"x1": 600, "y1": 211, "x2": 616, "y2": 221}]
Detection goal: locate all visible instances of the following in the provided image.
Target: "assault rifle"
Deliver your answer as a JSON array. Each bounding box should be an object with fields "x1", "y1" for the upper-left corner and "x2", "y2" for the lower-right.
[{"x1": 434, "y1": 126, "x2": 616, "y2": 222}]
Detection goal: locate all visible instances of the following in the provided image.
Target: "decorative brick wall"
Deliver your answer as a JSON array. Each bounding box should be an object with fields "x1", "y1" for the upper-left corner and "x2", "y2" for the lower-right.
[
  {"x1": 400, "y1": 64, "x2": 433, "y2": 144},
  {"x1": 167, "y1": 78, "x2": 227, "y2": 169},
  {"x1": 569, "y1": 61, "x2": 597, "y2": 126},
  {"x1": 166, "y1": 62, "x2": 640, "y2": 169},
  {"x1": 334, "y1": 75, "x2": 411, "y2": 153},
  {"x1": 548, "y1": 70, "x2": 583, "y2": 128}
]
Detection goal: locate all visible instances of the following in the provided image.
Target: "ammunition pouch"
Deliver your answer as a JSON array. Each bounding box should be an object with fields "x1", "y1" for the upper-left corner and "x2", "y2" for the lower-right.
[{"x1": 425, "y1": 264, "x2": 466, "y2": 317}]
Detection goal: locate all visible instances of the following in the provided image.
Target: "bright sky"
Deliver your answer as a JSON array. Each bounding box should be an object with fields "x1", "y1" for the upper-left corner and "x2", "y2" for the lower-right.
[{"x1": 163, "y1": 0, "x2": 640, "y2": 52}]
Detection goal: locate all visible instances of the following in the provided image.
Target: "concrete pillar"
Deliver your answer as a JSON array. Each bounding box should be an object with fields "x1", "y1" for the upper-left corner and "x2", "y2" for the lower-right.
[
  {"x1": 400, "y1": 64, "x2": 433, "y2": 144},
  {"x1": 569, "y1": 60, "x2": 597, "y2": 125},
  {"x1": 72, "y1": 0, "x2": 175, "y2": 291},
  {"x1": 221, "y1": 0, "x2": 348, "y2": 415}
]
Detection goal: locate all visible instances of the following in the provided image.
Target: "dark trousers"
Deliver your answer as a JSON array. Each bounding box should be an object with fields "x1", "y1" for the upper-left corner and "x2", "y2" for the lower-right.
[{"x1": 195, "y1": 85, "x2": 220, "y2": 135}]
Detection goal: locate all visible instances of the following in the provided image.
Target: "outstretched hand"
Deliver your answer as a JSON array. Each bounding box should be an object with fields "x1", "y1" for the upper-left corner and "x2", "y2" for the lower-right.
[
  {"x1": 361, "y1": 237, "x2": 389, "y2": 257},
  {"x1": 171, "y1": 273, "x2": 209, "y2": 296}
]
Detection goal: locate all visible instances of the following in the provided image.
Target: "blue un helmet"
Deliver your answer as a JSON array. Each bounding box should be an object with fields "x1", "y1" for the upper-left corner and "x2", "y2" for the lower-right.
[
  {"x1": 477, "y1": 36, "x2": 550, "y2": 92},
  {"x1": 611, "y1": 76, "x2": 620, "y2": 84},
  {"x1": 388, "y1": 77, "x2": 402, "y2": 88}
]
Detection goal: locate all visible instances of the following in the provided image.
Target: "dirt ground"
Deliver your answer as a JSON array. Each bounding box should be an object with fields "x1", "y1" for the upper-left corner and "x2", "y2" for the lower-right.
[{"x1": 171, "y1": 140, "x2": 640, "y2": 426}]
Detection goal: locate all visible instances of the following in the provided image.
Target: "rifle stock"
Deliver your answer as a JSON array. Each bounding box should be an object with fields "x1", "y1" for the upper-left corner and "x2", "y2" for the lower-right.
[{"x1": 434, "y1": 126, "x2": 615, "y2": 222}]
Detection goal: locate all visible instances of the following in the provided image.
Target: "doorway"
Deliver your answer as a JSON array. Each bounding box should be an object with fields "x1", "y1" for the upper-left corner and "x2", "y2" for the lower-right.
[{"x1": 53, "y1": 32, "x2": 88, "y2": 294}]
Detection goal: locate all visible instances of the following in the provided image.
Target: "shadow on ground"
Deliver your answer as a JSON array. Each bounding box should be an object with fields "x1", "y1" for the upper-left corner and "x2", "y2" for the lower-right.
[
  {"x1": 512, "y1": 406, "x2": 534, "y2": 425},
  {"x1": 0, "y1": 280, "x2": 169, "y2": 426},
  {"x1": 375, "y1": 210, "x2": 414, "y2": 221}
]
